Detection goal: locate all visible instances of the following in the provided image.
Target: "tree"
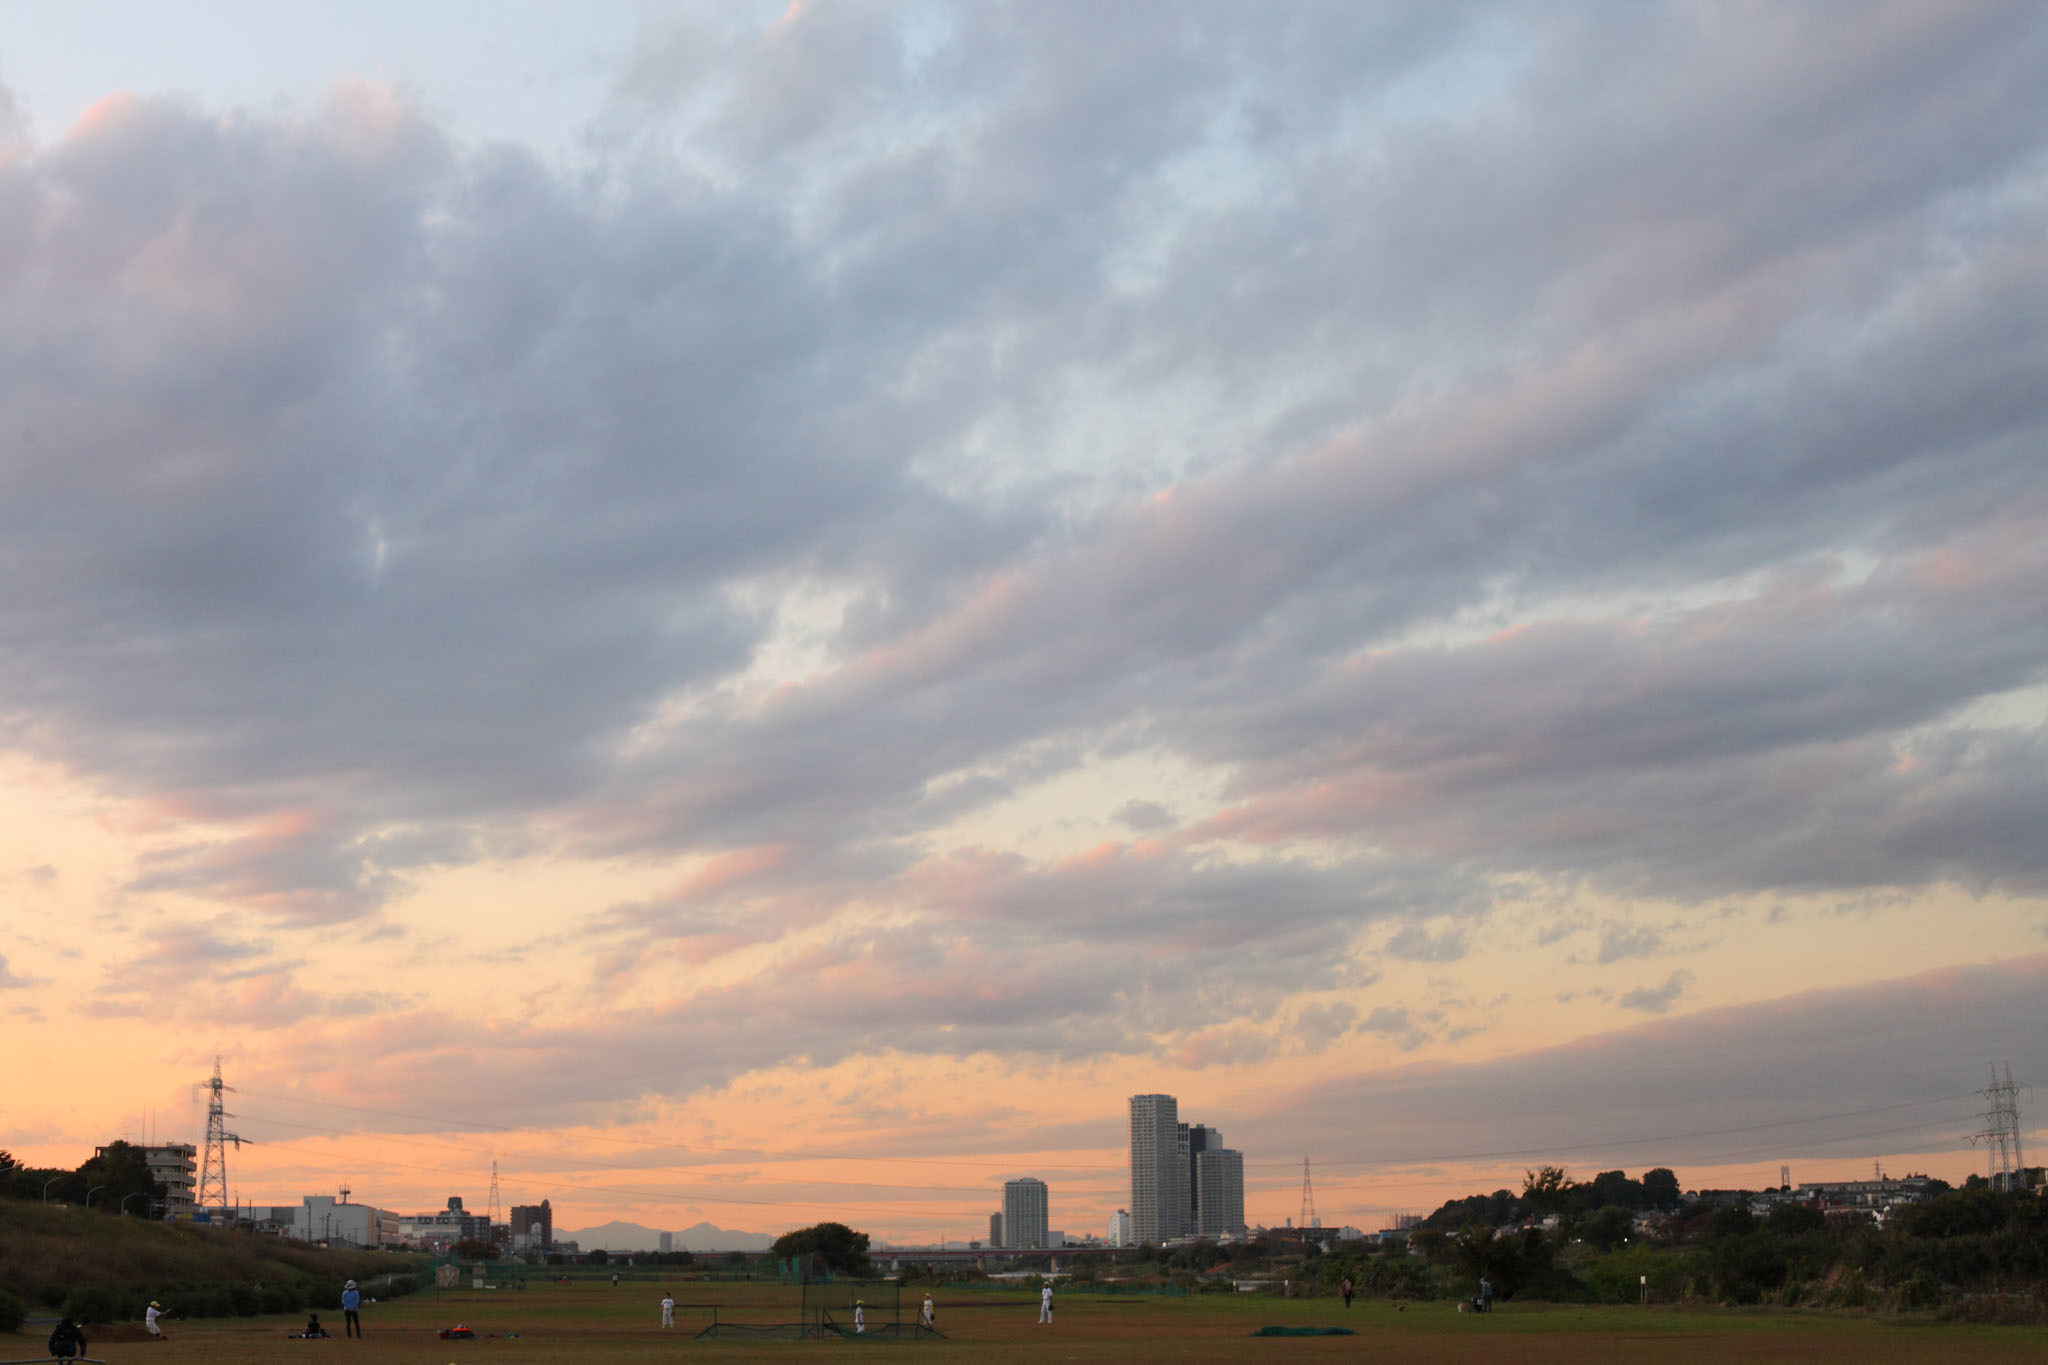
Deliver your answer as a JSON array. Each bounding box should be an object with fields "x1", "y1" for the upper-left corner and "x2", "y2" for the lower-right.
[
  {"x1": 1764, "y1": 1202, "x2": 1824, "y2": 1236},
  {"x1": 0, "y1": 1151, "x2": 37, "y2": 1201},
  {"x1": 1423, "y1": 1188, "x2": 1522, "y2": 1230},
  {"x1": 1452, "y1": 1223, "x2": 1556, "y2": 1299},
  {"x1": 1641, "y1": 1168, "x2": 1681, "y2": 1212},
  {"x1": 72, "y1": 1141, "x2": 164, "y2": 1213},
  {"x1": 1707, "y1": 1204, "x2": 1755, "y2": 1239},
  {"x1": 1583, "y1": 1170, "x2": 1645, "y2": 1211},
  {"x1": 1580, "y1": 1205, "x2": 1635, "y2": 1252},
  {"x1": 587, "y1": 1248, "x2": 609, "y2": 1265},
  {"x1": 1521, "y1": 1166, "x2": 1577, "y2": 1224},
  {"x1": 772, "y1": 1222, "x2": 872, "y2": 1278}
]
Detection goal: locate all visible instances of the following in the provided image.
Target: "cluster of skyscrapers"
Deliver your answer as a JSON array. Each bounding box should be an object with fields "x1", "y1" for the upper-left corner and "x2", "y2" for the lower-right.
[
  {"x1": 1128, "y1": 1093, "x2": 1245, "y2": 1242},
  {"x1": 984, "y1": 1094, "x2": 1247, "y2": 1249}
]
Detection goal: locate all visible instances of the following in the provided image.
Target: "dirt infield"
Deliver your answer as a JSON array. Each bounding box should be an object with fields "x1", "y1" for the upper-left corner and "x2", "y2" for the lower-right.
[{"x1": 14, "y1": 1281, "x2": 2047, "y2": 1362}]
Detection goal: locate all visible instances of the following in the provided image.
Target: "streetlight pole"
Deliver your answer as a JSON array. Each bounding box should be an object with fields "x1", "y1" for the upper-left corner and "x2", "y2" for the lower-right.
[
  {"x1": 43, "y1": 1177, "x2": 62, "y2": 1204},
  {"x1": 123, "y1": 1192, "x2": 149, "y2": 1217},
  {"x1": 86, "y1": 1185, "x2": 108, "y2": 1208}
]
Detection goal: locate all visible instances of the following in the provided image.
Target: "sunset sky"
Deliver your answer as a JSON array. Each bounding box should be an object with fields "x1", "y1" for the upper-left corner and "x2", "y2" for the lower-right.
[{"x1": 2, "y1": 1, "x2": 2045, "y2": 1245}]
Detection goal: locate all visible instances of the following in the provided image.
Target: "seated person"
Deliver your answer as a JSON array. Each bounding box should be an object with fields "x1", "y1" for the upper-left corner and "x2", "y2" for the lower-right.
[{"x1": 300, "y1": 1312, "x2": 332, "y2": 1337}]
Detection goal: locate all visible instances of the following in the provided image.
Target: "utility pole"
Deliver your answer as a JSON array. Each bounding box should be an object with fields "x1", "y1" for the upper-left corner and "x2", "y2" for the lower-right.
[{"x1": 1298, "y1": 1157, "x2": 1320, "y2": 1231}]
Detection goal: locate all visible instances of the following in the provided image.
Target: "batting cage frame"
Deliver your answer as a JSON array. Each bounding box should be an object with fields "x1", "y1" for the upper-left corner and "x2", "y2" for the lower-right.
[{"x1": 692, "y1": 1281, "x2": 945, "y2": 1342}]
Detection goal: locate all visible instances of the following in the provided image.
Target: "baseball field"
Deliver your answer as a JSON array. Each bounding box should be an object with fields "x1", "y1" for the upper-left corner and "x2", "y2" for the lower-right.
[{"x1": 25, "y1": 1279, "x2": 2048, "y2": 1363}]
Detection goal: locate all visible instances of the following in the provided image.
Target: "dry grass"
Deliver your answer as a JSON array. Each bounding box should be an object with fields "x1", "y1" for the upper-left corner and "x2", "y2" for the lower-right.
[
  {"x1": 0, "y1": 1202, "x2": 418, "y2": 1309},
  {"x1": 7, "y1": 1276, "x2": 2046, "y2": 1363}
]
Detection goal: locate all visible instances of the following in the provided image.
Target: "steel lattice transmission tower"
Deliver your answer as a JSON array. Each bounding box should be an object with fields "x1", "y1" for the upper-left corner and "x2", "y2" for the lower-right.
[
  {"x1": 488, "y1": 1160, "x2": 502, "y2": 1231},
  {"x1": 195, "y1": 1057, "x2": 251, "y2": 1220},
  {"x1": 1299, "y1": 1157, "x2": 1320, "y2": 1230},
  {"x1": 1970, "y1": 1062, "x2": 2026, "y2": 1191}
]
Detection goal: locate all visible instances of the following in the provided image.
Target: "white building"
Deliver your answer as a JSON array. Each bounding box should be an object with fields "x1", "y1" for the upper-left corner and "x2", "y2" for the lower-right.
[
  {"x1": 1108, "y1": 1209, "x2": 1133, "y2": 1246},
  {"x1": 290, "y1": 1195, "x2": 398, "y2": 1248},
  {"x1": 141, "y1": 1144, "x2": 197, "y2": 1217}
]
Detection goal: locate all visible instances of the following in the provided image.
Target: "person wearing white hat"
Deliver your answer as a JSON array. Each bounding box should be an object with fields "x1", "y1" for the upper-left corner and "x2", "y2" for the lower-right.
[
  {"x1": 341, "y1": 1279, "x2": 363, "y2": 1337},
  {"x1": 853, "y1": 1299, "x2": 865, "y2": 1334},
  {"x1": 144, "y1": 1300, "x2": 169, "y2": 1337}
]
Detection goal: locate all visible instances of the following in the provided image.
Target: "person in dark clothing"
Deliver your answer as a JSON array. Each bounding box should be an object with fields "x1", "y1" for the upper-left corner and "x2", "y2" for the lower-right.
[
  {"x1": 1340, "y1": 1277, "x2": 1354, "y2": 1308},
  {"x1": 302, "y1": 1312, "x2": 331, "y2": 1337},
  {"x1": 48, "y1": 1317, "x2": 88, "y2": 1360}
]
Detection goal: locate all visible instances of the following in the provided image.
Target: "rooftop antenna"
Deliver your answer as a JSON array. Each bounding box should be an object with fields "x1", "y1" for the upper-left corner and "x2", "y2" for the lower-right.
[{"x1": 195, "y1": 1057, "x2": 251, "y2": 1220}]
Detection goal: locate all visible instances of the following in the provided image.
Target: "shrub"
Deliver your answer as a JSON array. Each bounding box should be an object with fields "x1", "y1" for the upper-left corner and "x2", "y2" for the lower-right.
[
  {"x1": 0, "y1": 1284, "x2": 27, "y2": 1333},
  {"x1": 1579, "y1": 1246, "x2": 1688, "y2": 1304},
  {"x1": 260, "y1": 1281, "x2": 308, "y2": 1314},
  {"x1": 60, "y1": 1285, "x2": 125, "y2": 1325},
  {"x1": 1893, "y1": 1272, "x2": 1947, "y2": 1311},
  {"x1": 183, "y1": 1284, "x2": 237, "y2": 1319}
]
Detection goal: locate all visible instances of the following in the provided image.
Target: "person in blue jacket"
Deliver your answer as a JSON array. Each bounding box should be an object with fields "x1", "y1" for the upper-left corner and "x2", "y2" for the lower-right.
[{"x1": 342, "y1": 1279, "x2": 363, "y2": 1336}]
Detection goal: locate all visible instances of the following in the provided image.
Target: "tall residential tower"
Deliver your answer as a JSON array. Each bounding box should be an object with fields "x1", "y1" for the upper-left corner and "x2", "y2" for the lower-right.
[
  {"x1": 1196, "y1": 1148, "x2": 1246, "y2": 1237},
  {"x1": 1002, "y1": 1177, "x2": 1050, "y2": 1249},
  {"x1": 1128, "y1": 1094, "x2": 1184, "y2": 1243}
]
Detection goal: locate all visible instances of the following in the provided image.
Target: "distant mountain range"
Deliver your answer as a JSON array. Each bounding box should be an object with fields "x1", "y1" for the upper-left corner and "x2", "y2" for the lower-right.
[{"x1": 562, "y1": 1219, "x2": 775, "y2": 1252}]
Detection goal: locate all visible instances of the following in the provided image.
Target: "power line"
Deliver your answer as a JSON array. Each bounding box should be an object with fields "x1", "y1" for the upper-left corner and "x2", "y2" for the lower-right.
[
  {"x1": 1252, "y1": 1090, "x2": 1981, "y2": 1169},
  {"x1": 231, "y1": 1110, "x2": 1055, "y2": 1200},
  {"x1": 232, "y1": 1092, "x2": 1116, "y2": 1172},
  {"x1": 227, "y1": 1142, "x2": 1008, "y2": 1217},
  {"x1": 220, "y1": 1086, "x2": 1990, "y2": 1224}
]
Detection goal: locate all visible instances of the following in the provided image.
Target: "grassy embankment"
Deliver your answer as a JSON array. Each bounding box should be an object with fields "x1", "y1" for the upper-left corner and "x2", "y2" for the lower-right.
[{"x1": 0, "y1": 1199, "x2": 425, "y2": 1323}]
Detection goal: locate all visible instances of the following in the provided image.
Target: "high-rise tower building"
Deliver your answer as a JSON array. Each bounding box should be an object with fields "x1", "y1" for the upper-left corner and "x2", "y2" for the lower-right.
[
  {"x1": 1129, "y1": 1094, "x2": 1184, "y2": 1243},
  {"x1": 1185, "y1": 1124, "x2": 1222, "y2": 1232},
  {"x1": 1196, "y1": 1148, "x2": 1246, "y2": 1237},
  {"x1": 1003, "y1": 1177, "x2": 1050, "y2": 1250}
]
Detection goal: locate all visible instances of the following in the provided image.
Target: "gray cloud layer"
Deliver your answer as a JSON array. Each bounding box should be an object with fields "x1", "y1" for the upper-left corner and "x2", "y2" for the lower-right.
[
  {"x1": 1245, "y1": 953, "x2": 2048, "y2": 1178},
  {"x1": 2, "y1": 2, "x2": 2045, "y2": 1106}
]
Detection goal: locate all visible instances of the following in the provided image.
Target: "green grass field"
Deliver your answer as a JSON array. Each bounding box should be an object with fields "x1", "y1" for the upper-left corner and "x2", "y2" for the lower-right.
[{"x1": 16, "y1": 1279, "x2": 2048, "y2": 1363}]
